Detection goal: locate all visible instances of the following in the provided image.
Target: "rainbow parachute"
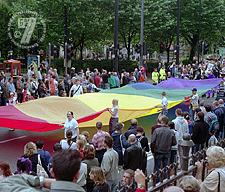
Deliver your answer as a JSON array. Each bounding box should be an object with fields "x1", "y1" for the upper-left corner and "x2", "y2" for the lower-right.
[{"x1": 0, "y1": 78, "x2": 221, "y2": 132}]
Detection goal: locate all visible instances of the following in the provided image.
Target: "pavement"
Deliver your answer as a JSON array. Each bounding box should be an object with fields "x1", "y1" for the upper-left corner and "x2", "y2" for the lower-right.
[
  {"x1": 0, "y1": 128, "x2": 63, "y2": 171},
  {"x1": 0, "y1": 126, "x2": 155, "y2": 175}
]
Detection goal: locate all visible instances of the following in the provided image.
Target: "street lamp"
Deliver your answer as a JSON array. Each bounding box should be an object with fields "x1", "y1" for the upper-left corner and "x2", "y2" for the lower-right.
[
  {"x1": 64, "y1": 0, "x2": 68, "y2": 74},
  {"x1": 176, "y1": 0, "x2": 181, "y2": 66},
  {"x1": 140, "y1": 0, "x2": 144, "y2": 67},
  {"x1": 113, "y1": 0, "x2": 119, "y2": 73}
]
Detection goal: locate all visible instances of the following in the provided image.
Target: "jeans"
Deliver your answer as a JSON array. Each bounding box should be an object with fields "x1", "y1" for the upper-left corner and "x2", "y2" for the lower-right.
[
  {"x1": 154, "y1": 153, "x2": 171, "y2": 181},
  {"x1": 109, "y1": 117, "x2": 118, "y2": 135},
  {"x1": 95, "y1": 149, "x2": 106, "y2": 165},
  {"x1": 192, "y1": 144, "x2": 203, "y2": 154},
  {"x1": 170, "y1": 150, "x2": 177, "y2": 164},
  {"x1": 154, "y1": 153, "x2": 170, "y2": 172}
]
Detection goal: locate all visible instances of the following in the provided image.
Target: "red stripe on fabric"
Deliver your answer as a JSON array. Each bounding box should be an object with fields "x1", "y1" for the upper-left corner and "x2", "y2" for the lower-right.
[
  {"x1": 77, "y1": 108, "x2": 108, "y2": 123},
  {"x1": 0, "y1": 107, "x2": 108, "y2": 132},
  {"x1": 0, "y1": 105, "x2": 47, "y2": 122},
  {"x1": 0, "y1": 118, "x2": 63, "y2": 132}
]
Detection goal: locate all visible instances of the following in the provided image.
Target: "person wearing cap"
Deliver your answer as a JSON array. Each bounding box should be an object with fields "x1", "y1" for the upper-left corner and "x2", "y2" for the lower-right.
[
  {"x1": 112, "y1": 123, "x2": 130, "y2": 166},
  {"x1": 7, "y1": 92, "x2": 18, "y2": 106},
  {"x1": 190, "y1": 88, "x2": 199, "y2": 120},
  {"x1": 64, "y1": 111, "x2": 79, "y2": 142}
]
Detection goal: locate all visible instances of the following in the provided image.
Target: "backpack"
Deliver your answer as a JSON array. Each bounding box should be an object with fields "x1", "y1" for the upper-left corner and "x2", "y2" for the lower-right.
[
  {"x1": 137, "y1": 136, "x2": 147, "y2": 172},
  {"x1": 137, "y1": 136, "x2": 144, "y2": 148},
  {"x1": 209, "y1": 119, "x2": 220, "y2": 133}
]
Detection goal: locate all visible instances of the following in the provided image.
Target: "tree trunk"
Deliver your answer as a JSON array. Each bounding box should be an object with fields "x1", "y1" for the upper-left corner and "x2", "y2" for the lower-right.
[
  {"x1": 188, "y1": 34, "x2": 199, "y2": 62},
  {"x1": 166, "y1": 48, "x2": 170, "y2": 64},
  {"x1": 79, "y1": 34, "x2": 85, "y2": 60},
  {"x1": 127, "y1": 37, "x2": 131, "y2": 61}
]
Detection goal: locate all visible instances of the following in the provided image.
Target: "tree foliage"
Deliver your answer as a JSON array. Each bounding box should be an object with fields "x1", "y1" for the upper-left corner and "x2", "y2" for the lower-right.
[{"x1": 0, "y1": 0, "x2": 224, "y2": 62}]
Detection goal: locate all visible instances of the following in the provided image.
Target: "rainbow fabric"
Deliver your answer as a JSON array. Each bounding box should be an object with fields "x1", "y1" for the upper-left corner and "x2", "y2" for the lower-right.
[{"x1": 0, "y1": 78, "x2": 221, "y2": 132}]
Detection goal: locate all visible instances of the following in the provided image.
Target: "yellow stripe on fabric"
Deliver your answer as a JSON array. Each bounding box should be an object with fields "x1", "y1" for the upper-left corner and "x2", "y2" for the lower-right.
[
  {"x1": 16, "y1": 96, "x2": 96, "y2": 124},
  {"x1": 78, "y1": 100, "x2": 183, "y2": 127},
  {"x1": 75, "y1": 93, "x2": 163, "y2": 110}
]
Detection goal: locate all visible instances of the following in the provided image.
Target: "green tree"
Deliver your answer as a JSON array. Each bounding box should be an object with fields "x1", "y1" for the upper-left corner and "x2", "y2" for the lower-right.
[
  {"x1": 181, "y1": 0, "x2": 225, "y2": 61},
  {"x1": 0, "y1": 1, "x2": 12, "y2": 57},
  {"x1": 145, "y1": 0, "x2": 177, "y2": 63},
  {"x1": 118, "y1": 0, "x2": 141, "y2": 60}
]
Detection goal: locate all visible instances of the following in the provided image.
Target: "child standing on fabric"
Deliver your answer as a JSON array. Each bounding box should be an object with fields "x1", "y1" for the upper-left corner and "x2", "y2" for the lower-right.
[
  {"x1": 161, "y1": 92, "x2": 168, "y2": 116},
  {"x1": 108, "y1": 99, "x2": 119, "y2": 135}
]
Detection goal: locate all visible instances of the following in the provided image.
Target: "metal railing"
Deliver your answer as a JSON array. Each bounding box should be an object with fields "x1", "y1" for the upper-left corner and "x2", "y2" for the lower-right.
[{"x1": 147, "y1": 137, "x2": 225, "y2": 192}]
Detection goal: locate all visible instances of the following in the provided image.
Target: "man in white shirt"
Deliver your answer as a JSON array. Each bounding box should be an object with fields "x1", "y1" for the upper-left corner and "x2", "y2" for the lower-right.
[
  {"x1": 64, "y1": 111, "x2": 79, "y2": 142},
  {"x1": 69, "y1": 79, "x2": 83, "y2": 97}
]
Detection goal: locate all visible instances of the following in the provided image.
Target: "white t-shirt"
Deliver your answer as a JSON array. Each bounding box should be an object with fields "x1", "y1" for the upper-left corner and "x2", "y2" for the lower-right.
[
  {"x1": 64, "y1": 118, "x2": 79, "y2": 139},
  {"x1": 54, "y1": 79, "x2": 58, "y2": 91},
  {"x1": 70, "y1": 84, "x2": 83, "y2": 96},
  {"x1": 191, "y1": 94, "x2": 199, "y2": 109},
  {"x1": 60, "y1": 139, "x2": 77, "y2": 150},
  {"x1": 162, "y1": 96, "x2": 168, "y2": 109},
  {"x1": 111, "y1": 106, "x2": 119, "y2": 118}
]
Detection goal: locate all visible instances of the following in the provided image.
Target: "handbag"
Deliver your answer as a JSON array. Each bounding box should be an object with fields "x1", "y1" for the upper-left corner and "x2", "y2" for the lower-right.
[{"x1": 37, "y1": 154, "x2": 49, "y2": 178}]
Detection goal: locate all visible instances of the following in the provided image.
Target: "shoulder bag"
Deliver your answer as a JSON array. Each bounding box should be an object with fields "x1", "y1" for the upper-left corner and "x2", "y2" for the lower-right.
[{"x1": 37, "y1": 154, "x2": 49, "y2": 178}]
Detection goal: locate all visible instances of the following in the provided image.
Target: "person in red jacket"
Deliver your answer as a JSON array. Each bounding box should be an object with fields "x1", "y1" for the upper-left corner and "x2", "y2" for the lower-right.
[{"x1": 94, "y1": 72, "x2": 101, "y2": 88}]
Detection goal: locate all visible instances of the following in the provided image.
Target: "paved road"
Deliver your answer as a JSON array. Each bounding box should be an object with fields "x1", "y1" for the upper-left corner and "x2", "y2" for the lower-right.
[
  {"x1": 0, "y1": 128, "x2": 63, "y2": 171},
  {"x1": 0, "y1": 127, "x2": 155, "y2": 175}
]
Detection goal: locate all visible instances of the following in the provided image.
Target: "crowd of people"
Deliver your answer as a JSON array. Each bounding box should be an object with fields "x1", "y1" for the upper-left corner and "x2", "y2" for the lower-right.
[
  {"x1": 1, "y1": 58, "x2": 225, "y2": 191},
  {"x1": 0, "y1": 64, "x2": 149, "y2": 106},
  {"x1": 1, "y1": 58, "x2": 224, "y2": 106},
  {"x1": 1, "y1": 90, "x2": 225, "y2": 191},
  {"x1": 151, "y1": 60, "x2": 224, "y2": 84}
]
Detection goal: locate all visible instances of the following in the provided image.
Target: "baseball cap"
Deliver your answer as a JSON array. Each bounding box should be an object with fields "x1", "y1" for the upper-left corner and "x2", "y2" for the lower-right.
[{"x1": 192, "y1": 88, "x2": 197, "y2": 92}]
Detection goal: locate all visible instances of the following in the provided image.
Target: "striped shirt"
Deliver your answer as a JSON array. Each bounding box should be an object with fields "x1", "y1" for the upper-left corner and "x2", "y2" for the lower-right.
[{"x1": 92, "y1": 130, "x2": 109, "y2": 151}]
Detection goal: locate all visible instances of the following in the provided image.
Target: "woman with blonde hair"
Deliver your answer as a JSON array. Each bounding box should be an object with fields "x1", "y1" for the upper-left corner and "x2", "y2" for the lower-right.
[
  {"x1": 179, "y1": 175, "x2": 200, "y2": 192},
  {"x1": 196, "y1": 146, "x2": 225, "y2": 192},
  {"x1": 108, "y1": 99, "x2": 119, "y2": 135},
  {"x1": 22, "y1": 142, "x2": 49, "y2": 176},
  {"x1": 77, "y1": 138, "x2": 86, "y2": 160},
  {"x1": 90, "y1": 167, "x2": 110, "y2": 192}
]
